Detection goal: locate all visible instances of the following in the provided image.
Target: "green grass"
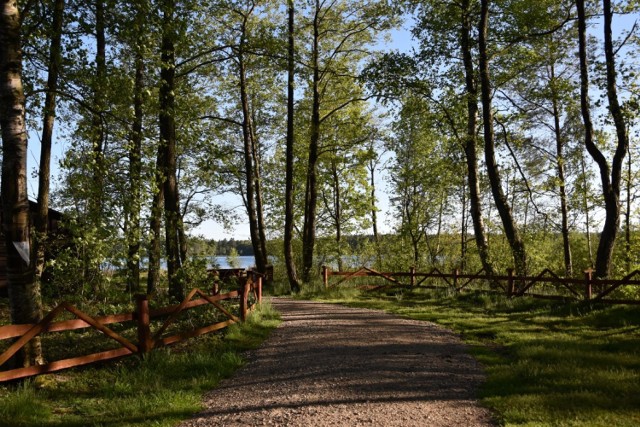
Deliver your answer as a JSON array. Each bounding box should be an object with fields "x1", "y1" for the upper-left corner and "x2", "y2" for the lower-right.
[
  {"x1": 310, "y1": 287, "x2": 640, "y2": 427},
  {"x1": 0, "y1": 302, "x2": 280, "y2": 427}
]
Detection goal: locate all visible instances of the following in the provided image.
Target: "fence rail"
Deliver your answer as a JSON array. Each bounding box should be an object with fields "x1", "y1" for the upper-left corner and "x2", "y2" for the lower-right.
[
  {"x1": 0, "y1": 272, "x2": 262, "y2": 382},
  {"x1": 322, "y1": 266, "x2": 640, "y2": 305}
]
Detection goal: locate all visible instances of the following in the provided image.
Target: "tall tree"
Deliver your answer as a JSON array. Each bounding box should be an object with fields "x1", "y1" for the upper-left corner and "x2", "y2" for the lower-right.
[
  {"x1": 124, "y1": 0, "x2": 148, "y2": 292},
  {"x1": 478, "y1": 0, "x2": 527, "y2": 275},
  {"x1": 459, "y1": 0, "x2": 494, "y2": 275},
  {"x1": 300, "y1": 0, "x2": 392, "y2": 282},
  {"x1": 0, "y1": 0, "x2": 43, "y2": 366},
  {"x1": 89, "y1": 0, "x2": 107, "y2": 219},
  {"x1": 284, "y1": 0, "x2": 301, "y2": 291},
  {"x1": 301, "y1": 0, "x2": 322, "y2": 282},
  {"x1": 373, "y1": 0, "x2": 496, "y2": 274},
  {"x1": 548, "y1": 54, "x2": 574, "y2": 277},
  {"x1": 159, "y1": 0, "x2": 184, "y2": 300},
  {"x1": 236, "y1": 2, "x2": 268, "y2": 274},
  {"x1": 318, "y1": 115, "x2": 373, "y2": 271},
  {"x1": 389, "y1": 96, "x2": 458, "y2": 267},
  {"x1": 364, "y1": 131, "x2": 385, "y2": 269},
  {"x1": 35, "y1": 0, "x2": 65, "y2": 280},
  {"x1": 576, "y1": 0, "x2": 629, "y2": 278}
]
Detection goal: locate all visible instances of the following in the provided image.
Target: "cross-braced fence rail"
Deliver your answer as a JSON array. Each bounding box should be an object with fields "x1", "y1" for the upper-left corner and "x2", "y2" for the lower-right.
[
  {"x1": 0, "y1": 271, "x2": 263, "y2": 382},
  {"x1": 322, "y1": 266, "x2": 640, "y2": 305}
]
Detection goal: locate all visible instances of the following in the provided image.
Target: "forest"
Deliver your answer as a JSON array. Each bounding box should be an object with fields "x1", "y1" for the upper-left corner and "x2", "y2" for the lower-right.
[{"x1": 1, "y1": 0, "x2": 639, "y2": 366}]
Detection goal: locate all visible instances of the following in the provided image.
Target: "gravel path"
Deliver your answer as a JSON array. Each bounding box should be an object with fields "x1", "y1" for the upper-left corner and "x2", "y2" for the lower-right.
[{"x1": 179, "y1": 298, "x2": 495, "y2": 426}]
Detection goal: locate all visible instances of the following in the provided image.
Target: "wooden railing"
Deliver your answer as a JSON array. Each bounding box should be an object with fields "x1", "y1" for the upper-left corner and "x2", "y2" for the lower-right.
[
  {"x1": 0, "y1": 273, "x2": 262, "y2": 382},
  {"x1": 322, "y1": 265, "x2": 640, "y2": 305}
]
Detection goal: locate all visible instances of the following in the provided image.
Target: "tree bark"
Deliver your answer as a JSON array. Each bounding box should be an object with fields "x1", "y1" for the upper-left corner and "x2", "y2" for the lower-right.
[
  {"x1": 90, "y1": 0, "x2": 106, "y2": 218},
  {"x1": 330, "y1": 162, "x2": 343, "y2": 272},
  {"x1": 368, "y1": 155, "x2": 383, "y2": 269},
  {"x1": 599, "y1": 0, "x2": 628, "y2": 277},
  {"x1": 146, "y1": 148, "x2": 165, "y2": 295},
  {"x1": 159, "y1": 0, "x2": 183, "y2": 300},
  {"x1": 460, "y1": 177, "x2": 468, "y2": 272},
  {"x1": 460, "y1": 0, "x2": 494, "y2": 275},
  {"x1": 301, "y1": 0, "x2": 321, "y2": 283},
  {"x1": 237, "y1": 10, "x2": 267, "y2": 276},
  {"x1": 626, "y1": 142, "x2": 632, "y2": 272},
  {"x1": 249, "y1": 102, "x2": 268, "y2": 273},
  {"x1": 576, "y1": 0, "x2": 627, "y2": 278},
  {"x1": 478, "y1": 0, "x2": 527, "y2": 275},
  {"x1": 0, "y1": 0, "x2": 43, "y2": 367},
  {"x1": 549, "y1": 61, "x2": 573, "y2": 277},
  {"x1": 580, "y1": 151, "x2": 594, "y2": 268},
  {"x1": 284, "y1": 0, "x2": 301, "y2": 292},
  {"x1": 126, "y1": 0, "x2": 145, "y2": 293},
  {"x1": 35, "y1": 0, "x2": 64, "y2": 280}
]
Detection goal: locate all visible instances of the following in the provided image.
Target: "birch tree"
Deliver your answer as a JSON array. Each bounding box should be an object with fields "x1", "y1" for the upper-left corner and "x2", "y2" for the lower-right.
[{"x1": 0, "y1": 0, "x2": 43, "y2": 367}]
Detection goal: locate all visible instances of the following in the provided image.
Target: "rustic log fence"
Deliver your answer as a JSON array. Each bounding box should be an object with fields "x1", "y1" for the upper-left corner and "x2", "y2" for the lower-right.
[
  {"x1": 322, "y1": 265, "x2": 640, "y2": 305},
  {"x1": 0, "y1": 271, "x2": 262, "y2": 382}
]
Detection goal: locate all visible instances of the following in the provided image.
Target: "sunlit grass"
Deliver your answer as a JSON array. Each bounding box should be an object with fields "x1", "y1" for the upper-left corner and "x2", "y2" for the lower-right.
[
  {"x1": 0, "y1": 302, "x2": 280, "y2": 427},
  {"x1": 310, "y1": 287, "x2": 640, "y2": 426}
]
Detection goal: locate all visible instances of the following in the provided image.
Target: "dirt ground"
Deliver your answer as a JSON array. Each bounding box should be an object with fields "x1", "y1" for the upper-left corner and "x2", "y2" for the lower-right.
[{"x1": 178, "y1": 298, "x2": 496, "y2": 427}]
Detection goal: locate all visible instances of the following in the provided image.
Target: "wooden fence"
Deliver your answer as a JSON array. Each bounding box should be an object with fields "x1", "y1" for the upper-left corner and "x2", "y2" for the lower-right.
[
  {"x1": 0, "y1": 272, "x2": 262, "y2": 382},
  {"x1": 322, "y1": 265, "x2": 640, "y2": 305}
]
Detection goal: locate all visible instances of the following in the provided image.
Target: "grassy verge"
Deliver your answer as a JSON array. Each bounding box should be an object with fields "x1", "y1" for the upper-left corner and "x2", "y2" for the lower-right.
[
  {"x1": 0, "y1": 302, "x2": 280, "y2": 427},
  {"x1": 309, "y1": 286, "x2": 640, "y2": 427}
]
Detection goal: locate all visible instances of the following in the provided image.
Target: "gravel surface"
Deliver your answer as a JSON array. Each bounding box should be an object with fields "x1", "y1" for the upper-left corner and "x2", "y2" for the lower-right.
[{"x1": 179, "y1": 298, "x2": 496, "y2": 427}]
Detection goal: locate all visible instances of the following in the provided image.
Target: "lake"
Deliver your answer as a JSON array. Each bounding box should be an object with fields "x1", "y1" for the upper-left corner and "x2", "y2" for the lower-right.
[
  {"x1": 132, "y1": 255, "x2": 257, "y2": 271},
  {"x1": 209, "y1": 255, "x2": 256, "y2": 269}
]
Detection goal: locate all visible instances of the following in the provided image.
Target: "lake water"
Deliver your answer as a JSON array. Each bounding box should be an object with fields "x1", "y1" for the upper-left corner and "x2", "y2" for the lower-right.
[
  {"x1": 133, "y1": 255, "x2": 257, "y2": 271},
  {"x1": 209, "y1": 255, "x2": 256, "y2": 269}
]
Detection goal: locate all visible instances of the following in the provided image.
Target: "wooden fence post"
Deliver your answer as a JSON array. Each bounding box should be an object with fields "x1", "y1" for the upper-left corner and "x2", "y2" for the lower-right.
[
  {"x1": 256, "y1": 274, "x2": 262, "y2": 304},
  {"x1": 507, "y1": 268, "x2": 516, "y2": 296},
  {"x1": 135, "y1": 294, "x2": 152, "y2": 354},
  {"x1": 240, "y1": 279, "x2": 250, "y2": 322},
  {"x1": 453, "y1": 269, "x2": 459, "y2": 291},
  {"x1": 584, "y1": 268, "x2": 593, "y2": 301},
  {"x1": 322, "y1": 265, "x2": 329, "y2": 288},
  {"x1": 410, "y1": 266, "x2": 416, "y2": 287}
]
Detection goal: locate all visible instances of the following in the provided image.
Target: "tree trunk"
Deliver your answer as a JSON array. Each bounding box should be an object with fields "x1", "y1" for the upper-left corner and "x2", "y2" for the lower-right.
[
  {"x1": 580, "y1": 151, "x2": 594, "y2": 268},
  {"x1": 331, "y1": 162, "x2": 343, "y2": 272},
  {"x1": 250, "y1": 103, "x2": 268, "y2": 273},
  {"x1": 126, "y1": 1, "x2": 145, "y2": 293},
  {"x1": 549, "y1": 61, "x2": 573, "y2": 277},
  {"x1": 302, "y1": 1, "x2": 321, "y2": 283},
  {"x1": 626, "y1": 141, "x2": 632, "y2": 272},
  {"x1": 237, "y1": 13, "x2": 267, "y2": 275},
  {"x1": 460, "y1": 0, "x2": 494, "y2": 275},
  {"x1": 478, "y1": 0, "x2": 527, "y2": 275},
  {"x1": 159, "y1": 0, "x2": 183, "y2": 301},
  {"x1": 599, "y1": 0, "x2": 628, "y2": 277},
  {"x1": 0, "y1": 0, "x2": 43, "y2": 367},
  {"x1": 90, "y1": 0, "x2": 106, "y2": 218},
  {"x1": 178, "y1": 214, "x2": 187, "y2": 266},
  {"x1": 433, "y1": 193, "x2": 444, "y2": 266},
  {"x1": 368, "y1": 156, "x2": 382, "y2": 269},
  {"x1": 35, "y1": 0, "x2": 65, "y2": 280},
  {"x1": 146, "y1": 148, "x2": 165, "y2": 296},
  {"x1": 284, "y1": 0, "x2": 301, "y2": 292},
  {"x1": 576, "y1": 0, "x2": 627, "y2": 278},
  {"x1": 460, "y1": 177, "x2": 467, "y2": 272},
  {"x1": 411, "y1": 232, "x2": 420, "y2": 267}
]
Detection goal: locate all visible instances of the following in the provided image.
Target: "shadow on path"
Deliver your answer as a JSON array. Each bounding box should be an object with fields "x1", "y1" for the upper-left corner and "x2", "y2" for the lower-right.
[{"x1": 179, "y1": 298, "x2": 495, "y2": 427}]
